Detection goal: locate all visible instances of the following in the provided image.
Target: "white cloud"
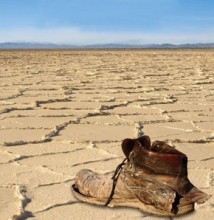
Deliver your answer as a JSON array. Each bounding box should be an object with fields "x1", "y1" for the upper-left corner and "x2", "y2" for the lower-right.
[{"x1": 1, "y1": 27, "x2": 214, "y2": 44}]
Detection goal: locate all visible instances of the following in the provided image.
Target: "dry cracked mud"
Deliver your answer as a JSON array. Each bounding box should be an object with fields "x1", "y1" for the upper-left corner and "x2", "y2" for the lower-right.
[{"x1": 0, "y1": 49, "x2": 213, "y2": 220}]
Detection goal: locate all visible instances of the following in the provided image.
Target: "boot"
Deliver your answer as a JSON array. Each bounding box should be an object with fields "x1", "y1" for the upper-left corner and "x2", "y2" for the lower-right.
[{"x1": 72, "y1": 136, "x2": 211, "y2": 216}]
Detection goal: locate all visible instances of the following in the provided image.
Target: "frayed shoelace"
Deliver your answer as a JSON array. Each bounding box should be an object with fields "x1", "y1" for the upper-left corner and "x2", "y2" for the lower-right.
[{"x1": 105, "y1": 158, "x2": 127, "y2": 206}]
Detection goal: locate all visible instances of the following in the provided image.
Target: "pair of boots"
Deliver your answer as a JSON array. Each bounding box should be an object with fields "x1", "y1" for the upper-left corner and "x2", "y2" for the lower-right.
[{"x1": 72, "y1": 136, "x2": 211, "y2": 216}]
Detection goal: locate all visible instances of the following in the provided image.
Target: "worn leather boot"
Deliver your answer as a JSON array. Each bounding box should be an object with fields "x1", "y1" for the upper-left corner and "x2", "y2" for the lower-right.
[{"x1": 72, "y1": 136, "x2": 211, "y2": 216}]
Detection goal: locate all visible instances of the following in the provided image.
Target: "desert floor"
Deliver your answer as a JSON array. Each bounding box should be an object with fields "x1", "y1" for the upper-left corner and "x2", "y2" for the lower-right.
[{"x1": 0, "y1": 49, "x2": 213, "y2": 220}]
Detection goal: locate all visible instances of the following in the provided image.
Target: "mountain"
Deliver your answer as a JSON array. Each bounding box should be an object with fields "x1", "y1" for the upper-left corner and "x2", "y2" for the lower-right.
[
  {"x1": 1, "y1": 42, "x2": 214, "y2": 49},
  {"x1": 0, "y1": 42, "x2": 78, "y2": 49}
]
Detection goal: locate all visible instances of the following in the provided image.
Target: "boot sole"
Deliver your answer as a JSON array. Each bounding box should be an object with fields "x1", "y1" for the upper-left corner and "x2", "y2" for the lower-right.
[{"x1": 71, "y1": 184, "x2": 194, "y2": 217}]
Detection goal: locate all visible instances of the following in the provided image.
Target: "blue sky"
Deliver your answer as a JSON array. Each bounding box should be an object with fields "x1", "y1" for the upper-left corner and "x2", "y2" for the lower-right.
[{"x1": 0, "y1": 0, "x2": 214, "y2": 44}]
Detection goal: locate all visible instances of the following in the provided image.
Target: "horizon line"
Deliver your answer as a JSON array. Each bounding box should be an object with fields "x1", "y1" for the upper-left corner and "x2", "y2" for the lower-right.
[{"x1": 1, "y1": 41, "x2": 214, "y2": 50}]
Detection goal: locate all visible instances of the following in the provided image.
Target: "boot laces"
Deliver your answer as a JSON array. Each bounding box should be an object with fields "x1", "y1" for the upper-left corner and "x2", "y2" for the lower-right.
[{"x1": 105, "y1": 158, "x2": 127, "y2": 206}]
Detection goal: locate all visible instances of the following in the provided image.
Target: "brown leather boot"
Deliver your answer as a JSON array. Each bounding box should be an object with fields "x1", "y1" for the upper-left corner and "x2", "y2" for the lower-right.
[{"x1": 72, "y1": 136, "x2": 211, "y2": 216}]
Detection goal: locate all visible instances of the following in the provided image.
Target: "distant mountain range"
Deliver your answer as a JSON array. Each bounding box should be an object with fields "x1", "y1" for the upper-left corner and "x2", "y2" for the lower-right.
[{"x1": 1, "y1": 42, "x2": 214, "y2": 49}]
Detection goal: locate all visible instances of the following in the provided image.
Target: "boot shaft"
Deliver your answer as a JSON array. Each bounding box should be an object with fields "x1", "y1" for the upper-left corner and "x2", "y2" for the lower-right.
[{"x1": 122, "y1": 136, "x2": 211, "y2": 203}]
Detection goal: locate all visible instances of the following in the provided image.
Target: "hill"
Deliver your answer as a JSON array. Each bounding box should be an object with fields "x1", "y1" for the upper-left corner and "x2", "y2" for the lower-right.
[{"x1": 1, "y1": 42, "x2": 214, "y2": 49}]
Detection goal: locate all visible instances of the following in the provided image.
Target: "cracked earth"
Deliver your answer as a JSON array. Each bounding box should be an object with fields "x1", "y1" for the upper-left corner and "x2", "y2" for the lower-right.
[{"x1": 0, "y1": 50, "x2": 213, "y2": 220}]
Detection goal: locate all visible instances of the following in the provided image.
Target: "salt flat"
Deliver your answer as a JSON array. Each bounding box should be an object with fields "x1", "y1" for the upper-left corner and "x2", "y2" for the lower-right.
[{"x1": 0, "y1": 49, "x2": 213, "y2": 220}]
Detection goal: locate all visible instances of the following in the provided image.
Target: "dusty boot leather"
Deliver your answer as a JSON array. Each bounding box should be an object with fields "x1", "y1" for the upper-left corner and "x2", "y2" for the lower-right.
[
  {"x1": 123, "y1": 136, "x2": 211, "y2": 204},
  {"x1": 72, "y1": 136, "x2": 211, "y2": 216}
]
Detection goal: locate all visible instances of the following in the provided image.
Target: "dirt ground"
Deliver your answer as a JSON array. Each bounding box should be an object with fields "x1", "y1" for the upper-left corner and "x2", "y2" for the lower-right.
[{"x1": 0, "y1": 49, "x2": 213, "y2": 220}]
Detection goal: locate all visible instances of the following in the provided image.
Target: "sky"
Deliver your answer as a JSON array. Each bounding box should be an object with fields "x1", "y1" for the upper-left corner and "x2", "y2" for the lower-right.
[{"x1": 0, "y1": 0, "x2": 214, "y2": 45}]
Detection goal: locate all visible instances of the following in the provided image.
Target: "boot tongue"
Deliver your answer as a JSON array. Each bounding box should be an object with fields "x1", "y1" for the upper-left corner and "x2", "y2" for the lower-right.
[
  {"x1": 122, "y1": 136, "x2": 151, "y2": 159},
  {"x1": 137, "y1": 135, "x2": 151, "y2": 150}
]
